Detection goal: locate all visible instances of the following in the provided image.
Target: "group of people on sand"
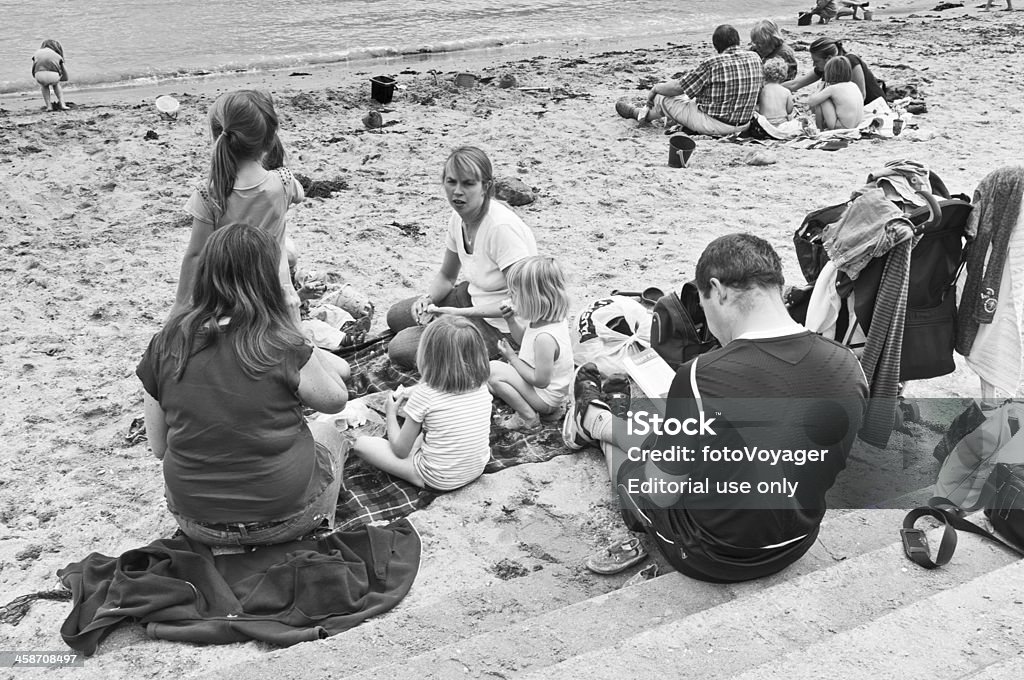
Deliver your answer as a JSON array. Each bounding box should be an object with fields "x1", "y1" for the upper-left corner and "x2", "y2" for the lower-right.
[
  {"x1": 135, "y1": 70, "x2": 870, "y2": 584},
  {"x1": 616, "y1": 22, "x2": 883, "y2": 135},
  {"x1": 138, "y1": 90, "x2": 579, "y2": 543}
]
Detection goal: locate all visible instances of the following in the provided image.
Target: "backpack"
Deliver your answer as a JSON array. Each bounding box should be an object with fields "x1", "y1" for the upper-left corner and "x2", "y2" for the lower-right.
[
  {"x1": 901, "y1": 400, "x2": 1024, "y2": 569},
  {"x1": 650, "y1": 282, "x2": 720, "y2": 371}
]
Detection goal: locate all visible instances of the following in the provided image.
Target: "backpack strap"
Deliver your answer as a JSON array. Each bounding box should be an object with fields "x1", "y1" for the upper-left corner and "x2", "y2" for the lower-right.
[
  {"x1": 689, "y1": 356, "x2": 702, "y2": 413},
  {"x1": 901, "y1": 506, "x2": 958, "y2": 569},
  {"x1": 902, "y1": 500, "x2": 1024, "y2": 569}
]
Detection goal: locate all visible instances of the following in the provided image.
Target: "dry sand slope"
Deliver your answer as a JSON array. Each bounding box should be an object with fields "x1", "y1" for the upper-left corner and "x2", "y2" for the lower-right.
[{"x1": 1, "y1": 9, "x2": 1022, "y2": 678}]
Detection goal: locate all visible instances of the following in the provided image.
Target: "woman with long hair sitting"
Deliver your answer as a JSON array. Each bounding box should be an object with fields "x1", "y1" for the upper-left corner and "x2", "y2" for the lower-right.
[{"x1": 137, "y1": 223, "x2": 351, "y2": 545}]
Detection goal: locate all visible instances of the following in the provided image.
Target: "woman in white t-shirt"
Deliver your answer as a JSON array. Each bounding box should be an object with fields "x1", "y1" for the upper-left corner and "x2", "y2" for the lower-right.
[{"x1": 386, "y1": 146, "x2": 538, "y2": 369}]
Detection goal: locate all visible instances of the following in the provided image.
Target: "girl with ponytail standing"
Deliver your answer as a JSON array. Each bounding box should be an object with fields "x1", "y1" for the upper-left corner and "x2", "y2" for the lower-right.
[{"x1": 171, "y1": 89, "x2": 304, "y2": 318}]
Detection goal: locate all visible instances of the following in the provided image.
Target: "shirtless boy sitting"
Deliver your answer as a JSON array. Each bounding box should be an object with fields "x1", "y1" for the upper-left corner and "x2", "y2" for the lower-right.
[
  {"x1": 805, "y1": 56, "x2": 864, "y2": 130},
  {"x1": 756, "y1": 58, "x2": 795, "y2": 126}
]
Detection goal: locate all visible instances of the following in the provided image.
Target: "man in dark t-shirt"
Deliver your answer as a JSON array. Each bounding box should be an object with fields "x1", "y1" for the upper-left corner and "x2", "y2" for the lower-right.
[{"x1": 565, "y1": 234, "x2": 868, "y2": 582}]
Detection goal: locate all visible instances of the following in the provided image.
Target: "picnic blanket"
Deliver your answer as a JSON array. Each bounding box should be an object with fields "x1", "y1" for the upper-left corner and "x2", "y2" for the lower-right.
[
  {"x1": 733, "y1": 98, "x2": 937, "y2": 149},
  {"x1": 332, "y1": 333, "x2": 574, "y2": 530}
]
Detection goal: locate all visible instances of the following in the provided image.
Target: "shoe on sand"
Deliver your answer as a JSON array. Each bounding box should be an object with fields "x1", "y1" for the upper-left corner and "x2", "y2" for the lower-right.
[
  {"x1": 603, "y1": 373, "x2": 631, "y2": 419},
  {"x1": 562, "y1": 363, "x2": 606, "y2": 450},
  {"x1": 615, "y1": 100, "x2": 639, "y2": 120},
  {"x1": 621, "y1": 562, "x2": 660, "y2": 588},
  {"x1": 585, "y1": 536, "x2": 648, "y2": 575}
]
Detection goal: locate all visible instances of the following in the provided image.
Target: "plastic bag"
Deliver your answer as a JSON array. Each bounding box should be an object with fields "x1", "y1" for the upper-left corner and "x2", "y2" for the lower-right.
[
  {"x1": 573, "y1": 296, "x2": 652, "y2": 376},
  {"x1": 934, "y1": 400, "x2": 1024, "y2": 510}
]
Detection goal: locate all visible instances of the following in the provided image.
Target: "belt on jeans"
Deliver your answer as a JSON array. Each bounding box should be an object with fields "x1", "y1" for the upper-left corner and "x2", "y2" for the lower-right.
[{"x1": 192, "y1": 518, "x2": 288, "y2": 533}]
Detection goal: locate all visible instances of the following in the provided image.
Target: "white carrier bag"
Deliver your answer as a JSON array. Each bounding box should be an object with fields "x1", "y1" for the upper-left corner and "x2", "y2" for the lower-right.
[{"x1": 573, "y1": 295, "x2": 652, "y2": 376}]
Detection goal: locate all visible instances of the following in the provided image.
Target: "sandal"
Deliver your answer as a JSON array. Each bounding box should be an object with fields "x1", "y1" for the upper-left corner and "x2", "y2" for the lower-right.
[
  {"x1": 584, "y1": 536, "x2": 648, "y2": 575},
  {"x1": 621, "y1": 562, "x2": 660, "y2": 588}
]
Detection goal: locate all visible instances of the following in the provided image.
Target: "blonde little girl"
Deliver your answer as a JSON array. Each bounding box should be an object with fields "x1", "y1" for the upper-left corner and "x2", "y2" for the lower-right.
[
  {"x1": 353, "y1": 315, "x2": 492, "y2": 491},
  {"x1": 488, "y1": 256, "x2": 574, "y2": 431}
]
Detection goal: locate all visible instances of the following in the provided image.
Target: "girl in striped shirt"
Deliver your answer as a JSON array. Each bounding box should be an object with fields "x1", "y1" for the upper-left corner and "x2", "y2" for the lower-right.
[{"x1": 353, "y1": 316, "x2": 492, "y2": 491}]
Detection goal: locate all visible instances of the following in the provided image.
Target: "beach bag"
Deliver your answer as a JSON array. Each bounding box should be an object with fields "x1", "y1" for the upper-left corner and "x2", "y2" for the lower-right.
[
  {"x1": 574, "y1": 295, "x2": 651, "y2": 376},
  {"x1": 982, "y1": 463, "x2": 1024, "y2": 551},
  {"x1": 932, "y1": 400, "x2": 1024, "y2": 509},
  {"x1": 902, "y1": 462, "x2": 1024, "y2": 569},
  {"x1": 901, "y1": 402, "x2": 1024, "y2": 569},
  {"x1": 650, "y1": 282, "x2": 719, "y2": 371}
]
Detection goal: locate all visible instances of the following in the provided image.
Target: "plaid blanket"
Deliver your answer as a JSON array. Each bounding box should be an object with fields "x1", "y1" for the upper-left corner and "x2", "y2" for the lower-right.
[
  {"x1": 342, "y1": 332, "x2": 420, "y2": 399},
  {"x1": 333, "y1": 336, "x2": 575, "y2": 529}
]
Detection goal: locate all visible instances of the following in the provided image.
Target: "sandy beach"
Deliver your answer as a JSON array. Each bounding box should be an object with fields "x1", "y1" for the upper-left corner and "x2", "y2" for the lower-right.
[{"x1": 2, "y1": 7, "x2": 1024, "y2": 678}]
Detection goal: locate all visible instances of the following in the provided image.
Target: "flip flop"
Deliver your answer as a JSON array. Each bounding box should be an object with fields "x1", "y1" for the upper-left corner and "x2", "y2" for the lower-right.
[{"x1": 585, "y1": 536, "x2": 648, "y2": 575}]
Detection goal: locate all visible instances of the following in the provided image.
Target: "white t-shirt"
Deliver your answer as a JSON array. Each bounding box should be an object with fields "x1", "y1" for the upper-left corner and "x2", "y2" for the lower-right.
[
  {"x1": 444, "y1": 201, "x2": 537, "y2": 333},
  {"x1": 518, "y1": 321, "x2": 574, "y2": 408},
  {"x1": 403, "y1": 383, "x2": 492, "y2": 491}
]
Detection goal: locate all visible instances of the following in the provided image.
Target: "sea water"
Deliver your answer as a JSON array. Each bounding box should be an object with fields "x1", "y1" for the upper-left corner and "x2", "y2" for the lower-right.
[{"x1": 0, "y1": 0, "x2": 806, "y2": 94}]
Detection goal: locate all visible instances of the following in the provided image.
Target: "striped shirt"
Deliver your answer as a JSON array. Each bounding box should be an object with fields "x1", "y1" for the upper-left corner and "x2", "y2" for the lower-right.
[
  {"x1": 677, "y1": 45, "x2": 763, "y2": 126},
  {"x1": 404, "y1": 383, "x2": 492, "y2": 491}
]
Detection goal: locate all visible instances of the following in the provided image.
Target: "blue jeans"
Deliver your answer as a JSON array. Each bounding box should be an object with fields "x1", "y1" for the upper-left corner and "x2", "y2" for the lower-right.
[
  {"x1": 386, "y1": 281, "x2": 511, "y2": 369},
  {"x1": 172, "y1": 421, "x2": 348, "y2": 546}
]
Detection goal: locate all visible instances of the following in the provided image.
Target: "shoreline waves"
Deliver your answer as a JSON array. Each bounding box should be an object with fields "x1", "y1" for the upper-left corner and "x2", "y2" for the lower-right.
[
  {"x1": 1, "y1": 0, "x2": 939, "y2": 100},
  {"x1": 0, "y1": 0, "x2": 803, "y2": 96}
]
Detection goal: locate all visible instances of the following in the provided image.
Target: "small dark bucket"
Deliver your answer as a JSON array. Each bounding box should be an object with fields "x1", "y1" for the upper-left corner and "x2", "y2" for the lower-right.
[
  {"x1": 668, "y1": 135, "x2": 696, "y2": 168},
  {"x1": 797, "y1": 12, "x2": 813, "y2": 26},
  {"x1": 370, "y1": 76, "x2": 396, "y2": 104}
]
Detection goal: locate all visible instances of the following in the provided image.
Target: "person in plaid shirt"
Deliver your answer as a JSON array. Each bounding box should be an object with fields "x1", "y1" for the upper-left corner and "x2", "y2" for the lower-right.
[{"x1": 616, "y1": 25, "x2": 763, "y2": 136}]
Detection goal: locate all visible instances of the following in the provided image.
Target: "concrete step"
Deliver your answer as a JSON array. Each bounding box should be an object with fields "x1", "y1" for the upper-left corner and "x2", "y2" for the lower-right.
[
  {"x1": 206, "y1": 507, "x2": 942, "y2": 680},
  {"x1": 722, "y1": 559, "x2": 1024, "y2": 680},
  {"x1": 519, "y1": 516, "x2": 1021, "y2": 680},
  {"x1": 202, "y1": 453, "x2": 628, "y2": 680},
  {"x1": 958, "y1": 653, "x2": 1024, "y2": 680}
]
